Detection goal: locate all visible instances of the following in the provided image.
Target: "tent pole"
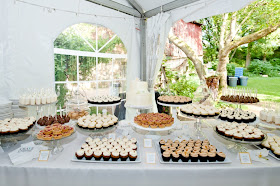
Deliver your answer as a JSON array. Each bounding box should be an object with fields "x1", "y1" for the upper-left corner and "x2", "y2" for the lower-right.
[{"x1": 140, "y1": 18, "x2": 146, "y2": 81}]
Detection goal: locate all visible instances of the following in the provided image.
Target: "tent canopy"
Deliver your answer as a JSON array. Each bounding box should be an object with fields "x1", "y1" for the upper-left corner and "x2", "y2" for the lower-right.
[{"x1": 0, "y1": 0, "x2": 254, "y2": 99}]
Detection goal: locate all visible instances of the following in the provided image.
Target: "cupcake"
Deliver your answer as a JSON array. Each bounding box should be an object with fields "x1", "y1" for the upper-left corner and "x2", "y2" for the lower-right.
[
  {"x1": 161, "y1": 145, "x2": 169, "y2": 153},
  {"x1": 129, "y1": 150, "x2": 137, "y2": 161},
  {"x1": 130, "y1": 144, "x2": 137, "y2": 151},
  {"x1": 199, "y1": 152, "x2": 208, "y2": 162},
  {"x1": 159, "y1": 139, "x2": 166, "y2": 147},
  {"x1": 208, "y1": 152, "x2": 216, "y2": 162},
  {"x1": 190, "y1": 152, "x2": 199, "y2": 162},
  {"x1": 233, "y1": 133, "x2": 243, "y2": 141},
  {"x1": 93, "y1": 150, "x2": 102, "y2": 160},
  {"x1": 103, "y1": 150, "x2": 111, "y2": 161},
  {"x1": 85, "y1": 149, "x2": 93, "y2": 160},
  {"x1": 111, "y1": 151, "x2": 119, "y2": 161},
  {"x1": 162, "y1": 151, "x2": 171, "y2": 162},
  {"x1": 171, "y1": 152, "x2": 180, "y2": 162},
  {"x1": 120, "y1": 150, "x2": 128, "y2": 161},
  {"x1": 216, "y1": 152, "x2": 226, "y2": 161},
  {"x1": 181, "y1": 151, "x2": 190, "y2": 162},
  {"x1": 75, "y1": 149, "x2": 85, "y2": 159},
  {"x1": 130, "y1": 138, "x2": 137, "y2": 144},
  {"x1": 273, "y1": 149, "x2": 280, "y2": 158}
]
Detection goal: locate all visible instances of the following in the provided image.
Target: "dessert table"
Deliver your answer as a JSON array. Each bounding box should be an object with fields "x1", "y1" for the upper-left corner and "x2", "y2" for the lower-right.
[{"x1": 0, "y1": 120, "x2": 279, "y2": 186}]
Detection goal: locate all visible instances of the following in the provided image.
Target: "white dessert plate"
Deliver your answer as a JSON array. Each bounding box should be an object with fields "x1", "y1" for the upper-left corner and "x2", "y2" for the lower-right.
[
  {"x1": 155, "y1": 142, "x2": 232, "y2": 164},
  {"x1": 130, "y1": 121, "x2": 175, "y2": 132},
  {"x1": 253, "y1": 144, "x2": 280, "y2": 161},
  {"x1": 72, "y1": 144, "x2": 141, "y2": 164},
  {"x1": 88, "y1": 101, "x2": 122, "y2": 107},
  {"x1": 157, "y1": 101, "x2": 191, "y2": 107}
]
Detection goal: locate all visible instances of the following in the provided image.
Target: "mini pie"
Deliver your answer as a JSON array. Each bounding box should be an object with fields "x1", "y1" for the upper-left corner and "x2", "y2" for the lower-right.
[
  {"x1": 158, "y1": 95, "x2": 192, "y2": 104},
  {"x1": 36, "y1": 123, "x2": 74, "y2": 140},
  {"x1": 134, "y1": 113, "x2": 174, "y2": 128}
]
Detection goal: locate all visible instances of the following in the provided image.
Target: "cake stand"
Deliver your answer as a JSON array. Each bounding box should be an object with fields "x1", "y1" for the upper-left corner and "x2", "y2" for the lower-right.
[
  {"x1": 88, "y1": 101, "x2": 122, "y2": 116},
  {"x1": 220, "y1": 100, "x2": 259, "y2": 109},
  {"x1": 33, "y1": 130, "x2": 76, "y2": 155},
  {"x1": 213, "y1": 126, "x2": 267, "y2": 152},
  {"x1": 157, "y1": 101, "x2": 190, "y2": 130},
  {"x1": 75, "y1": 123, "x2": 118, "y2": 138},
  {"x1": 179, "y1": 111, "x2": 219, "y2": 139}
]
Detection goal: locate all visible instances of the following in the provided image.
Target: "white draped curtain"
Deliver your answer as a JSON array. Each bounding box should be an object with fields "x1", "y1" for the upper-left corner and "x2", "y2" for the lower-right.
[{"x1": 146, "y1": 12, "x2": 172, "y2": 112}]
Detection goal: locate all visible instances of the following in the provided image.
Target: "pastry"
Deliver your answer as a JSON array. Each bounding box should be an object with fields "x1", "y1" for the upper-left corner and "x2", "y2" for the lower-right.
[
  {"x1": 36, "y1": 123, "x2": 74, "y2": 140},
  {"x1": 158, "y1": 95, "x2": 192, "y2": 104},
  {"x1": 134, "y1": 113, "x2": 174, "y2": 128},
  {"x1": 216, "y1": 152, "x2": 226, "y2": 161},
  {"x1": 77, "y1": 114, "x2": 118, "y2": 130},
  {"x1": 180, "y1": 103, "x2": 220, "y2": 118}
]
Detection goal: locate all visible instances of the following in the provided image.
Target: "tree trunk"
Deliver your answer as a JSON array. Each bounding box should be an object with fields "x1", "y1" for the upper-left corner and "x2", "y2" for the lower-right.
[
  {"x1": 217, "y1": 50, "x2": 230, "y2": 91},
  {"x1": 168, "y1": 34, "x2": 205, "y2": 81},
  {"x1": 263, "y1": 54, "x2": 267, "y2": 61},
  {"x1": 245, "y1": 42, "x2": 252, "y2": 67}
]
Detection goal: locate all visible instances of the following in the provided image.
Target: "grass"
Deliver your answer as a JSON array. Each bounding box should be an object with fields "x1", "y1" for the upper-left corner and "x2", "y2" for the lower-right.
[{"x1": 237, "y1": 77, "x2": 280, "y2": 102}]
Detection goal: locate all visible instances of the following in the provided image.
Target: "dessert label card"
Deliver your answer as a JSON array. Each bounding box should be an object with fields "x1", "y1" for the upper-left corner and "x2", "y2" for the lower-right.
[
  {"x1": 144, "y1": 139, "x2": 152, "y2": 148},
  {"x1": 38, "y1": 150, "x2": 50, "y2": 161},
  {"x1": 146, "y1": 153, "x2": 156, "y2": 164},
  {"x1": 108, "y1": 133, "x2": 116, "y2": 140},
  {"x1": 239, "y1": 152, "x2": 252, "y2": 164}
]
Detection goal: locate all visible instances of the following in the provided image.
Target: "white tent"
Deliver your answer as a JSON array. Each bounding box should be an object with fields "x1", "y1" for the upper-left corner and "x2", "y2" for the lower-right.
[{"x1": 0, "y1": 0, "x2": 254, "y2": 99}]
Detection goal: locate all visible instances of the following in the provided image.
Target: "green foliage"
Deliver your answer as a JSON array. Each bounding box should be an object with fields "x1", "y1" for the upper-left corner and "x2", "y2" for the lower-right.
[
  {"x1": 226, "y1": 63, "x2": 236, "y2": 76},
  {"x1": 247, "y1": 59, "x2": 280, "y2": 76},
  {"x1": 168, "y1": 77, "x2": 199, "y2": 98}
]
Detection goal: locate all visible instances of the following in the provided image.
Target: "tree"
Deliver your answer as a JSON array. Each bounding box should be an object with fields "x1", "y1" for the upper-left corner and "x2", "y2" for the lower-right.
[{"x1": 217, "y1": 0, "x2": 280, "y2": 90}]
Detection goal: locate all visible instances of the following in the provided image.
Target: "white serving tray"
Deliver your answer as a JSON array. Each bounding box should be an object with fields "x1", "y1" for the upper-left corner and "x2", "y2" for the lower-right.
[
  {"x1": 253, "y1": 145, "x2": 280, "y2": 161},
  {"x1": 155, "y1": 142, "x2": 232, "y2": 164},
  {"x1": 71, "y1": 144, "x2": 141, "y2": 164}
]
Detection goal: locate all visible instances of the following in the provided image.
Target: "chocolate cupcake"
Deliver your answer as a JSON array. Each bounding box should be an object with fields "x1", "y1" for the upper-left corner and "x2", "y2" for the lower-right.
[
  {"x1": 111, "y1": 151, "x2": 120, "y2": 161},
  {"x1": 103, "y1": 150, "x2": 111, "y2": 161},
  {"x1": 190, "y1": 152, "x2": 199, "y2": 162},
  {"x1": 129, "y1": 150, "x2": 137, "y2": 161},
  {"x1": 171, "y1": 152, "x2": 180, "y2": 162},
  {"x1": 159, "y1": 139, "x2": 166, "y2": 147},
  {"x1": 93, "y1": 150, "x2": 102, "y2": 160},
  {"x1": 161, "y1": 145, "x2": 169, "y2": 153},
  {"x1": 216, "y1": 152, "x2": 226, "y2": 161},
  {"x1": 162, "y1": 151, "x2": 171, "y2": 162},
  {"x1": 199, "y1": 152, "x2": 208, "y2": 162},
  {"x1": 181, "y1": 151, "x2": 190, "y2": 162},
  {"x1": 75, "y1": 149, "x2": 84, "y2": 159},
  {"x1": 208, "y1": 152, "x2": 216, "y2": 162},
  {"x1": 85, "y1": 150, "x2": 93, "y2": 160}
]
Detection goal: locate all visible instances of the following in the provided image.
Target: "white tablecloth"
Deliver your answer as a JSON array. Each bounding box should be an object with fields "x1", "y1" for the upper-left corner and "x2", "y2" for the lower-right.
[{"x1": 0, "y1": 120, "x2": 280, "y2": 186}]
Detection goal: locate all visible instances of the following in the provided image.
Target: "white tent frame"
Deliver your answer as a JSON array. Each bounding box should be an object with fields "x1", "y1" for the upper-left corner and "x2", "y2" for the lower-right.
[{"x1": 86, "y1": 0, "x2": 200, "y2": 80}]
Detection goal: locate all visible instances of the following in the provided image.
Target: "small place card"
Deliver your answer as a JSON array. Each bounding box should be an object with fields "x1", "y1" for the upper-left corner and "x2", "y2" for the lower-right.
[
  {"x1": 144, "y1": 139, "x2": 152, "y2": 148},
  {"x1": 108, "y1": 133, "x2": 116, "y2": 140},
  {"x1": 239, "y1": 152, "x2": 252, "y2": 164},
  {"x1": 38, "y1": 150, "x2": 50, "y2": 161},
  {"x1": 146, "y1": 153, "x2": 156, "y2": 164}
]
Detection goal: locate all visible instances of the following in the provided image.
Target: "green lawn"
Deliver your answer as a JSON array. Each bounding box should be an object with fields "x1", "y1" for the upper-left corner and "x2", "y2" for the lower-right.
[{"x1": 237, "y1": 77, "x2": 280, "y2": 102}]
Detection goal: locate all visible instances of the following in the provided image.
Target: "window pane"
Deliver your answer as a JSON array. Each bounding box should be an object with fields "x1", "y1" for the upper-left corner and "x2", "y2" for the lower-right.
[
  {"x1": 55, "y1": 54, "x2": 77, "y2": 81},
  {"x1": 98, "y1": 81, "x2": 112, "y2": 95},
  {"x1": 97, "y1": 58, "x2": 112, "y2": 80},
  {"x1": 55, "y1": 83, "x2": 78, "y2": 108},
  {"x1": 79, "y1": 82, "x2": 97, "y2": 99},
  {"x1": 54, "y1": 23, "x2": 97, "y2": 51},
  {"x1": 79, "y1": 56, "x2": 96, "y2": 81},
  {"x1": 113, "y1": 58, "x2": 127, "y2": 79}
]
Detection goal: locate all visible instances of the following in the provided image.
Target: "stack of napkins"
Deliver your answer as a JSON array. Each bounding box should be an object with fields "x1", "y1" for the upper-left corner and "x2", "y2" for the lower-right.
[{"x1": 8, "y1": 142, "x2": 48, "y2": 165}]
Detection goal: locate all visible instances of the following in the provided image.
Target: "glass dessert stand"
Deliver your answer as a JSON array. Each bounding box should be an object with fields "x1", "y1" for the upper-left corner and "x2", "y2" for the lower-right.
[
  {"x1": 179, "y1": 111, "x2": 219, "y2": 139},
  {"x1": 32, "y1": 131, "x2": 76, "y2": 155},
  {"x1": 75, "y1": 123, "x2": 118, "y2": 138},
  {"x1": 213, "y1": 126, "x2": 266, "y2": 152},
  {"x1": 130, "y1": 121, "x2": 176, "y2": 140},
  {"x1": 88, "y1": 102, "x2": 122, "y2": 116},
  {"x1": 220, "y1": 100, "x2": 259, "y2": 109},
  {"x1": 157, "y1": 101, "x2": 189, "y2": 130}
]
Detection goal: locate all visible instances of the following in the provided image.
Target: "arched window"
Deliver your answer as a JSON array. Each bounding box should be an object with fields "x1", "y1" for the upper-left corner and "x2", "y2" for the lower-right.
[{"x1": 54, "y1": 23, "x2": 127, "y2": 111}]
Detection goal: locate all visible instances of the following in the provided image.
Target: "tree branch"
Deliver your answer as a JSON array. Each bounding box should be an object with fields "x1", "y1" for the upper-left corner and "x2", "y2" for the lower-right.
[
  {"x1": 219, "y1": 13, "x2": 228, "y2": 50},
  {"x1": 224, "y1": 22, "x2": 280, "y2": 54}
]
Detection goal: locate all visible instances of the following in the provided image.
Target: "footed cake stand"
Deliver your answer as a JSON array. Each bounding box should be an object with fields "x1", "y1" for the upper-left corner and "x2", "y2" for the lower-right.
[{"x1": 89, "y1": 101, "x2": 122, "y2": 116}]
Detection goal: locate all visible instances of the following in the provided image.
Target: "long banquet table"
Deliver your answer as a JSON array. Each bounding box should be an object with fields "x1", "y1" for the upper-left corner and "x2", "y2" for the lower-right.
[{"x1": 0, "y1": 120, "x2": 280, "y2": 186}]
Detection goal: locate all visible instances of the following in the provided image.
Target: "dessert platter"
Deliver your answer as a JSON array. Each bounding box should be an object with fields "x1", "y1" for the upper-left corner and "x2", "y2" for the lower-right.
[
  {"x1": 35, "y1": 123, "x2": 75, "y2": 141},
  {"x1": 72, "y1": 136, "x2": 141, "y2": 163},
  {"x1": 88, "y1": 95, "x2": 121, "y2": 106},
  {"x1": 180, "y1": 103, "x2": 220, "y2": 119},
  {"x1": 0, "y1": 117, "x2": 36, "y2": 139},
  {"x1": 156, "y1": 139, "x2": 231, "y2": 164},
  {"x1": 220, "y1": 88, "x2": 259, "y2": 104},
  {"x1": 37, "y1": 115, "x2": 71, "y2": 127},
  {"x1": 131, "y1": 113, "x2": 175, "y2": 131},
  {"x1": 157, "y1": 95, "x2": 192, "y2": 105},
  {"x1": 219, "y1": 109, "x2": 257, "y2": 123},
  {"x1": 76, "y1": 114, "x2": 118, "y2": 134},
  {"x1": 254, "y1": 135, "x2": 280, "y2": 160},
  {"x1": 214, "y1": 122, "x2": 266, "y2": 145}
]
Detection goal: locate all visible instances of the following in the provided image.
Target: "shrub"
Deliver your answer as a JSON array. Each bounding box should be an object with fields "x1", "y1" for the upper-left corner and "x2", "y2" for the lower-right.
[
  {"x1": 226, "y1": 63, "x2": 236, "y2": 76},
  {"x1": 247, "y1": 59, "x2": 280, "y2": 77}
]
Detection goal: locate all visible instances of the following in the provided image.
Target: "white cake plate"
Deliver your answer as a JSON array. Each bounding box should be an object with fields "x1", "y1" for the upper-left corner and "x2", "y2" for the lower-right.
[{"x1": 88, "y1": 102, "x2": 122, "y2": 107}]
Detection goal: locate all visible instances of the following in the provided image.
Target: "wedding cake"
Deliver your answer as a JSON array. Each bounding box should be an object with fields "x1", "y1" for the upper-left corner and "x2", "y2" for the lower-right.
[{"x1": 126, "y1": 79, "x2": 152, "y2": 107}]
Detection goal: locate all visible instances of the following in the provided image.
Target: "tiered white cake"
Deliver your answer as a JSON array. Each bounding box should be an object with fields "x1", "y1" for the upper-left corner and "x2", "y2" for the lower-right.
[{"x1": 126, "y1": 79, "x2": 152, "y2": 107}]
